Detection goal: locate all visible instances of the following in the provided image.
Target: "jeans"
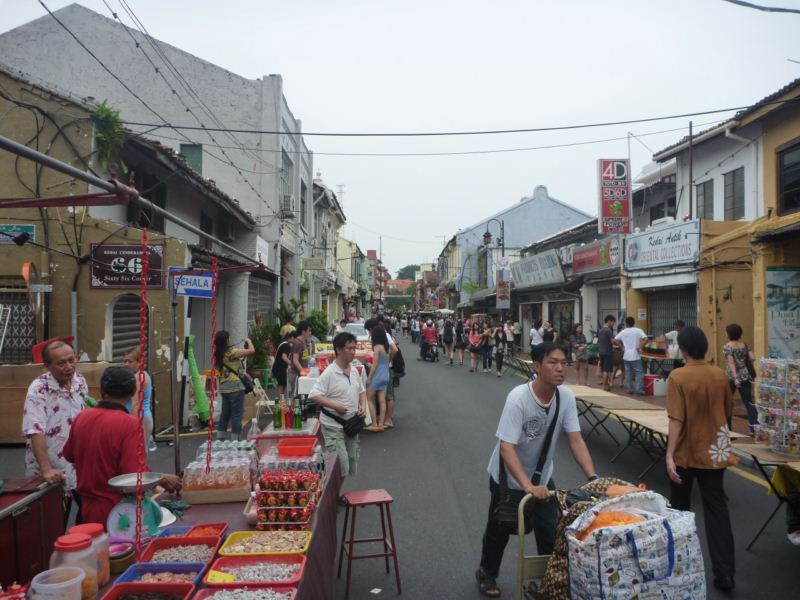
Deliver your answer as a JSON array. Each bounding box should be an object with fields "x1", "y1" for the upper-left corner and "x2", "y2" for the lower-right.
[
  {"x1": 482, "y1": 346, "x2": 492, "y2": 370},
  {"x1": 218, "y1": 389, "x2": 246, "y2": 439},
  {"x1": 479, "y1": 478, "x2": 558, "y2": 579},
  {"x1": 669, "y1": 466, "x2": 735, "y2": 579},
  {"x1": 730, "y1": 380, "x2": 758, "y2": 429},
  {"x1": 624, "y1": 359, "x2": 644, "y2": 394}
]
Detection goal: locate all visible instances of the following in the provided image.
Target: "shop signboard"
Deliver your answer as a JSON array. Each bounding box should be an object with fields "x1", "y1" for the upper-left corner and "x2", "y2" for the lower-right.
[
  {"x1": 301, "y1": 257, "x2": 324, "y2": 270},
  {"x1": 598, "y1": 159, "x2": 632, "y2": 234},
  {"x1": 255, "y1": 236, "x2": 270, "y2": 267},
  {"x1": 624, "y1": 219, "x2": 700, "y2": 271},
  {"x1": 766, "y1": 267, "x2": 800, "y2": 359},
  {"x1": 496, "y1": 269, "x2": 510, "y2": 310},
  {"x1": 510, "y1": 249, "x2": 565, "y2": 289},
  {"x1": 0, "y1": 223, "x2": 35, "y2": 244},
  {"x1": 169, "y1": 268, "x2": 213, "y2": 298},
  {"x1": 90, "y1": 243, "x2": 164, "y2": 288},
  {"x1": 572, "y1": 237, "x2": 621, "y2": 273}
]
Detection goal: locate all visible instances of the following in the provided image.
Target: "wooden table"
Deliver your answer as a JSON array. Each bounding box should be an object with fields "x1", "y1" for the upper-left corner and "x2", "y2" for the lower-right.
[
  {"x1": 732, "y1": 443, "x2": 799, "y2": 550},
  {"x1": 575, "y1": 393, "x2": 662, "y2": 446}
]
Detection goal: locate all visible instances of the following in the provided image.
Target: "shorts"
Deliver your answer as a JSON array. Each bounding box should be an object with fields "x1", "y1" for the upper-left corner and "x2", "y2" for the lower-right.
[
  {"x1": 599, "y1": 353, "x2": 614, "y2": 373},
  {"x1": 323, "y1": 425, "x2": 360, "y2": 477},
  {"x1": 273, "y1": 369, "x2": 287, "y2": 387}
]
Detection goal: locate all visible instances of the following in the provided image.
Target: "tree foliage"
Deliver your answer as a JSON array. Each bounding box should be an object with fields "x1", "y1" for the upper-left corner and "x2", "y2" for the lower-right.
[{"x1": 396, "y1": 264, "x2": 419, "y2": 280}]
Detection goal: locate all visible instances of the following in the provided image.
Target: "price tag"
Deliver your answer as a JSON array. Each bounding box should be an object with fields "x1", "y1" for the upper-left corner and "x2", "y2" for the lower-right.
[{"x1": 206, "y1": 570, "x2": 236, "y2": 583}]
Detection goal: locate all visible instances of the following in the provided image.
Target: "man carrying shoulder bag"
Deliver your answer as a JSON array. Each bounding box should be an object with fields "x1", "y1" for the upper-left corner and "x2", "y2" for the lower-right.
[{"x1": 475, "y1": 342, "x2": 598, "y2": 598}]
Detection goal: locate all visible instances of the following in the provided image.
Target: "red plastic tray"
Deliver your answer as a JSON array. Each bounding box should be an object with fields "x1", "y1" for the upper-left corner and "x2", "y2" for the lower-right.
[
  {"x1": 187, "y1": 522, "x2": 228, "y2": 538},
  {"x1": 276, "y1": 436, "x2": 317, "y2": 457},
  {"x1": 193, "y1": 587, "x2": 296, "y2": 600},
  {"x1": 102, "y1": 582, "x2": 194, "y2": 600},
  {"x1": 203, "y1": 554, "x2": 306, "y2": 587},
  {"x1": 139, "y1": 536, "x2": 221, "y2": 564}
]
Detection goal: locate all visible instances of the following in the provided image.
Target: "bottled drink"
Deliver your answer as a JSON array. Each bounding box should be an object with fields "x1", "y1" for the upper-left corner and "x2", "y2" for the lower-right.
[
  {"x1": 273, "y1": 401, "x2": 283, "y2": 429},
  {"x1": 284, "y1": 402, "x2": 293, "y2": 429},
  {"x1": 246, "y1": 418, "x2": 259, "y2": 439},
  {"x1": 293, "y1": 404, "x2": 302, "y2": 429},
  {"x1": 80, "y1": 392, "x2": 97, "y2": 408}
]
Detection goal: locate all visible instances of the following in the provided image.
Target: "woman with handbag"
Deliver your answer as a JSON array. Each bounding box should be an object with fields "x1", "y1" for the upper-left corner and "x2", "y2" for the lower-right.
[
  {"x1": 365, "y1": 324, "x2": 392, "y2": 431},
  {"x1": 214, "y1": 330, "x2": 255, "y2": 440},
  {"x1": 468, "y1": 322, "x2": 483, "y2": 373},
  {"x1": 454, "y1": 319, "x2": 467, "y2": 366},
  {"x1": 723, "y1": 323, "x2": 758, "y2": 432}
]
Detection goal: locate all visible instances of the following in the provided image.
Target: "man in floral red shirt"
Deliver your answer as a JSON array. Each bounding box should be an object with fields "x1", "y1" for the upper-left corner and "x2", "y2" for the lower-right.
[{"x1": 22, "y1": 341, "x2": 87, "y2": 518}]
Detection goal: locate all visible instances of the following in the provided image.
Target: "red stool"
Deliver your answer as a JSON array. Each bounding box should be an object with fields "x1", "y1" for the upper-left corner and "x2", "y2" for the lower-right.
[{"x1": 337, "y1": 489, "x2": 401, "y2": 599}]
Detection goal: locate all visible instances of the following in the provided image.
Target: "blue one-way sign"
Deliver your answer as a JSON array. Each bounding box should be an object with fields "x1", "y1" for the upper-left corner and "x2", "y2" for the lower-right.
[{"x1": 169, "y1": 268, "x2": 214, "y2": 298}]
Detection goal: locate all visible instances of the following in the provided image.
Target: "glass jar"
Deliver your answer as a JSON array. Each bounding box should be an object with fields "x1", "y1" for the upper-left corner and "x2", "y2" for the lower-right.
[
  {"x1": 68, "y1": 523, "x2": 110, "y2": 586},
  {"x1": 50, "y1": 533, "x2": 98, "y2": 600}
]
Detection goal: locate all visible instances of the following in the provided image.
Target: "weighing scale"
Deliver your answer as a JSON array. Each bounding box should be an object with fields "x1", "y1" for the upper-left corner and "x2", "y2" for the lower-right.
[{"x1": 107, "y1": 472, "x2": 165, "y2": 537}]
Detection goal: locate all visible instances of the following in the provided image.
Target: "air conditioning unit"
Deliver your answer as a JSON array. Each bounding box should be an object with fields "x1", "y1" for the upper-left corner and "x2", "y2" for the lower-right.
[
  {"x1": 280, "y1": 195, "x2": 295, "y2": 219},
  {"x1": 220, "y1": 221, "x2": 235, "y2": 242}
]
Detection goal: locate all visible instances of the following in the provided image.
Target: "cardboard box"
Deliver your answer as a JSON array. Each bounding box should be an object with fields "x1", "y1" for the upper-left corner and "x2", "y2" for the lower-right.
[{"x1": 0, "y1": 362, "x2": 112, "y2": 444}]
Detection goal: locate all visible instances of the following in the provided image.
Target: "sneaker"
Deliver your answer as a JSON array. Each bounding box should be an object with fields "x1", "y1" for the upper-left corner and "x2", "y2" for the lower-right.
[
  {"x1": 713, "y1": 575, "x2": 735, "y2": 592},
  {"x1": 149, "y1": 442, "x2": 158, "y2": 452},
  {"x1": 788, "y1": 531, "x2": 800, "y2": 546}
]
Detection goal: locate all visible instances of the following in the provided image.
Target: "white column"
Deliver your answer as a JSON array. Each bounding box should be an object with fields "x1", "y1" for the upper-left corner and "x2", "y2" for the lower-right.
[{"x1": 226, "y1": 271, "x2": 251, "y2": 344}]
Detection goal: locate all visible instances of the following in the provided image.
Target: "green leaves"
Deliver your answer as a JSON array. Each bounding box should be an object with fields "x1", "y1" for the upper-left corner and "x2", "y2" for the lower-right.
[{"x1": 92, "y1": 100, "x2": 126, "y2": 168}]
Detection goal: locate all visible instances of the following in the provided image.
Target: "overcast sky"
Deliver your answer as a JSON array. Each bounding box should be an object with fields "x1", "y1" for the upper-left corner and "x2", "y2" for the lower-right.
[{"x1": 2, "y1": 0, "x2": 799, "y2": 274}]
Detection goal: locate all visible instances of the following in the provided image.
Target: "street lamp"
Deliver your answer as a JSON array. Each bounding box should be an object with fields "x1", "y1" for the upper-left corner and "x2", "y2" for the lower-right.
[{"x1": 482, "y1": 218, "x2": 505, "y2": 257}]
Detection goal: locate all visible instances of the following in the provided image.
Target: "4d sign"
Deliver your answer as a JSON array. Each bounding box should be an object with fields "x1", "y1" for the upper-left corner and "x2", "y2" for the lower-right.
[
  {"x1": 598, "y1": 159, "x2": 631, "y2": 234},
  {"x1": 90, "y1": 243, "x2": 165, "y2": 288}
]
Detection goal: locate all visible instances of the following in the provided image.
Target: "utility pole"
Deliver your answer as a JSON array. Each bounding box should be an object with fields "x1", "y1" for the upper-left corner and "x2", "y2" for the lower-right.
[{"x1": 688, "y1": 121, "x2": 694, "y2": 220}]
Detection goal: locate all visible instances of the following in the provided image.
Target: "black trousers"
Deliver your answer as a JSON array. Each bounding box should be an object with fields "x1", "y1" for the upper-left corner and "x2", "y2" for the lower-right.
[
  {"x1": 669, "y1": 466, "x2": 735, "y2": 579},
  {"x1": 479, "y1": 477, "x2": 558, "y2": 579}
]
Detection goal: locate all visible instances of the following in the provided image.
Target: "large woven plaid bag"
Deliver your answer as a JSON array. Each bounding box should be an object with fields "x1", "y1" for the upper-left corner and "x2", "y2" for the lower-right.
[{"x1": 565, "y1": 491, "x2": 705, "y2": 600}]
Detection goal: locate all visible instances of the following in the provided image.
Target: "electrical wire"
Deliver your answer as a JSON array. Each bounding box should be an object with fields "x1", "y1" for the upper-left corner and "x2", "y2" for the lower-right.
[{"x1": 120, "y1": 97, "x2": 800, "y2": 138}]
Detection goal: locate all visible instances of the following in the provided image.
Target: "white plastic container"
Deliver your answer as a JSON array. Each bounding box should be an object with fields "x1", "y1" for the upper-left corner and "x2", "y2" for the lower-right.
[
  {"x1": 50, "y1": 533, "x2": 98, "y2": 600},
  {"x1": 69, "y1": 523, "x2": 110, "y2": 586},
  {"x1": 653, "y1": 378, "x2": 668, "y2": 396},
  {"x1": 31, "y1": 566, "x2": 85, "y2": 600}
]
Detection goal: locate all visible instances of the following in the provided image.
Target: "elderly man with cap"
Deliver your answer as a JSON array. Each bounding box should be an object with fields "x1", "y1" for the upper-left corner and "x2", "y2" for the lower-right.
[
  {"x1": 63, "y1": 366, "x2": 181, "y2": 526},
  {"x1": 22, "y1": 340, "x2": 87, "y2": 519}
]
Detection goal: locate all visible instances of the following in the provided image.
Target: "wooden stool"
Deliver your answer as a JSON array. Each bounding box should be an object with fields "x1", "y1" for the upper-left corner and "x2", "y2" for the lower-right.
[{"x1": 337, "y1": 489, "x2": 401, "y2": 599}]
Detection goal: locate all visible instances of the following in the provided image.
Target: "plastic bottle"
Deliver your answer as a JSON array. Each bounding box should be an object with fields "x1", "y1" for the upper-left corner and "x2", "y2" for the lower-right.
[
  {"x1": 80, "y1": 392, "x2": 97, "y2": 408},
  {"x1": 284, "y1": 402, "x2": 292, "y2": 429},
  {"x1": 68, "y1": 523, "x2": 109, "y2": 586},
  {"x1": 309, "y1": 356, "x2": 319, "y2": 377},
  {"x1": 50, "y1": 533, "x2": 98, "y2": 600},
  {"x1": 246, "y1": 418, "x2": 260, "y2": 439}
]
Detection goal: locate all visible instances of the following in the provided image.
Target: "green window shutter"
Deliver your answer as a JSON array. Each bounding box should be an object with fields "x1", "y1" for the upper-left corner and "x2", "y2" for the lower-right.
[{"x1": 180, "y1": 144, "x2": 203, "y2": 174}]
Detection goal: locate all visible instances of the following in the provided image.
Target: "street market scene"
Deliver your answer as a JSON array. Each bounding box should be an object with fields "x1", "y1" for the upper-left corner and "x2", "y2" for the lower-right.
[{"x1": 1, "y1": 1, "x2": 800, "y2": 599}]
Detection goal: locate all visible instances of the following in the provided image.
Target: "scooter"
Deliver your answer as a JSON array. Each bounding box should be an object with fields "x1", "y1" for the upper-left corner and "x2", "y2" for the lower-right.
[{"x1": 422, "y1": 342, "x2": 440, "y2": 362}]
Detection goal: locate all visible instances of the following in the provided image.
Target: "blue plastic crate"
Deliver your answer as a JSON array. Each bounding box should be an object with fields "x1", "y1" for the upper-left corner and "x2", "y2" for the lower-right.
[
  {"x1": 116, "y1": 562, "x2": 206, "y2": 586},
  {"x1": 158, "y1": 525, "x2": 192, "y2": 538}
]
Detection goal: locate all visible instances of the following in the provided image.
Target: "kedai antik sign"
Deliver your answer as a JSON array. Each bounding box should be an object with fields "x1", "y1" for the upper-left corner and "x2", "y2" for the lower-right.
[{"x1": 624, "y1": 219, "x2": 700, "y2": 271}]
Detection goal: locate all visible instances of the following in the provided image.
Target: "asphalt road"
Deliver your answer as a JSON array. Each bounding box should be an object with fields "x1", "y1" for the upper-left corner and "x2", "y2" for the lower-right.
[{"x1": 2, "y1": 337, "x2": 798, "y2": 598}]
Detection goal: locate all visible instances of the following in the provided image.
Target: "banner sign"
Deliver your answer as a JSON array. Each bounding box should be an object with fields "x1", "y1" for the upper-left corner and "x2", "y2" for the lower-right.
[
  {"x1": 0, "y1": 223, "x2": 35, "y2": 244},
  {"x1": 572, "y1": 237, "x2": 621, "y2": 273},
  {"x1": 510, "y1": 249, "x2": 565, "y2": 289},
  {"x1": 301, "y1": 257, "x2": 325, "y2": 270},
  {"x1": 598, "y1": 159, "x2": 632, "y2": 234},
  {"x1": 623, "y1": 219, "x2": 700, "y2": 270},
  {"x1": 496, "y1": 269, "x2": 510, "y2": 310},
  {"x1": 767, "y1": 267, "x2": 800, "y2": 359},
  {"x1": 90, "y1": 243, "x2": 165, "y2": 288}
]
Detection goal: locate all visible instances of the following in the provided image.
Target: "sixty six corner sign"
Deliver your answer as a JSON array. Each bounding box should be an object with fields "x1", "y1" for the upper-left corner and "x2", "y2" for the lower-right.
[
  {"x1": 598, "y1": 159, "x2": 632, "y2": 234},
  {"x1": 624, "y1": 219, "x2": 700, "y2": 271}
]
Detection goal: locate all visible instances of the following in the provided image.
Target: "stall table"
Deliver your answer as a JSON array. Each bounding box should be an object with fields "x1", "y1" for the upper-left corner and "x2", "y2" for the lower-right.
[
  {"x1": 732, "y1": 443, "x2": 800, "y2": 550},
  {"x1": 576, "y1": 394, "x2": 662, "y2": 446},
  {"x1": 104, "y1": 453, "x2": 342, "y2": 600},
  {"x1": 640, "y1": 353, "x2": 676, "y2": 377}
]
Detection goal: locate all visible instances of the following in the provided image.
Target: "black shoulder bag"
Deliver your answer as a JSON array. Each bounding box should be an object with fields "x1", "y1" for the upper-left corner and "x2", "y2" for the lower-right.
[
  {"x1": 223, "y1": 361, "x2": 254, "y2": 395},
  {"x1": 321, "y1": 408, "x2": 365, "y2": 438},
  {"x1": 493, "y1": 387, "x2": 560, "y2": 535}
]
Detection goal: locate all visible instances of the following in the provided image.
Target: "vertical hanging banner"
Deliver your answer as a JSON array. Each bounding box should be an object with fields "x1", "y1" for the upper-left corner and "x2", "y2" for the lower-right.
[
  {"x1": 496, "y1": 269, "x2": 510, "y2": 310},
  {"x1": 598, "y1": 159, "x2": 632, "y2": 234}
]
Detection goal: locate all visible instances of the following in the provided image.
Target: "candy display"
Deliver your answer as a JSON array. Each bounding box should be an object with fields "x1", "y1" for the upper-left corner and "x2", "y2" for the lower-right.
[
  {"x1": 217, "y1": 563, "x2": 301, "y2": 582},
  {"x1": 221, "y1": 531, "x2": 311, "y2": 555},
  {"x1": 118, "y1": 595, "x2": 185, "y2": 600},
  {"x1": 150, "y1": 544, "x2": 215, "y2": 563},
  {"x1": 756, "y1": 358, "x2": 800, "y2": 456},
  {"x1": 135, "y1": 572, "x2": 198, "y2": 583},
  {"x1": 257, "y1": 471, "x2": 320, "y2": 492},
  {"x1": 198, "y1": 590, "x2": 294, "y2": 600},
  {"x1": 254, "y1": 471, "x2": 321, "y2": 530}
]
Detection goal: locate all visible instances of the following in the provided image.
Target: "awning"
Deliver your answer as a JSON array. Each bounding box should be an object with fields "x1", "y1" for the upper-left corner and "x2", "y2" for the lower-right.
[
  {"x1": 468, "y1": 288, "x2": 496, "y2": 302},
  {"x1": 754, "y1": 219, "x2": 800, "y2": 241}
]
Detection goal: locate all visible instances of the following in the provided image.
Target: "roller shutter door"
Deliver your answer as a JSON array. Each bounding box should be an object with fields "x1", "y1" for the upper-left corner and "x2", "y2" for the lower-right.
[{"x1": 648, "y1": 286, "x2": 696, "y2": 336}]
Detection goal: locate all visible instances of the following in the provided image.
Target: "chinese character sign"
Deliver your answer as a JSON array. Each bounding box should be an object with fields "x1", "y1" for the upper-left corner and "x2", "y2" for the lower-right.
[
  {"x1": 496, "y1": 269, "x2": 510, "y2": 310},
  {"x1": 598, "y1": 159, "x2": 631, "y2": 234}
]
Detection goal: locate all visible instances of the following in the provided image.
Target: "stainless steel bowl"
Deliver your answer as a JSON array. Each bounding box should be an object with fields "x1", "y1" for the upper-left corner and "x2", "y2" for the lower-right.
[{"x1": 107, "y1": 472, "x2": 164, "y2": 494}]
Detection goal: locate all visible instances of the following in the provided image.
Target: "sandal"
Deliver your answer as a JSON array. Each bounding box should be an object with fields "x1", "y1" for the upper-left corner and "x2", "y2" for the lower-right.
[
  {"x1": 475, "y1": 569, "x2": 501, "y2": 598},
  {"x1": 365, "y1": 425, "x2": 383, "y2": 433},
  {"x1": 384, "y1": 421, "x2": 394, "y2": 428}
]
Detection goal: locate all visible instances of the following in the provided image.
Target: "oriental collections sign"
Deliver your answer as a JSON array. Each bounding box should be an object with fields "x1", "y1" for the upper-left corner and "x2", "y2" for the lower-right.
[
  {"x1": 90, "y1": 243, "x2": 165, "y2": 288},
  {"x1": 598, "y1": 159, "x2": 632, "y2": 234},
  {"x1": 572, "y1": 237, "x2": 621, "y2": 273},
  {"x1": 623, "y1": 219, "x2": 699, "y2": 271}
]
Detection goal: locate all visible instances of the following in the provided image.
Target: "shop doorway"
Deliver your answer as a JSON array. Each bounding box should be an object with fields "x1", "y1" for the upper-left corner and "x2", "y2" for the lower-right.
[{"x1": 549, "y1": 301, "x2": 575, "y2": 343}]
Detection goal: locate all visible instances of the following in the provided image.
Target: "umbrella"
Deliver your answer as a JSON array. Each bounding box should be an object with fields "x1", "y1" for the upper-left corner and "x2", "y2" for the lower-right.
[{"x1": 437, "y1": 308, "x2": 455, "y2": 315}]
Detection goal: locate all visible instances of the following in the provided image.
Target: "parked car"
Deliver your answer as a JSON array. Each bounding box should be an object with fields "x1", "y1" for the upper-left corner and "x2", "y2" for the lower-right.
[{"x1": 326, "y1": 322, "x2": 370, "y2": 342}]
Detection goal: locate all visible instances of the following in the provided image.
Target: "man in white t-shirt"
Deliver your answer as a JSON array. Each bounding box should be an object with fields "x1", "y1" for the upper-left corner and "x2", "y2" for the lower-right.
[
  {"x1": 476, "y1": 343, "x2": 597, "y2": 598},
  {"x1": 309, "y1": 332, "x2": 367, "y2": 477},
  {"x1": 614, "y1": 316, "x2": 648, "y2": 395}
]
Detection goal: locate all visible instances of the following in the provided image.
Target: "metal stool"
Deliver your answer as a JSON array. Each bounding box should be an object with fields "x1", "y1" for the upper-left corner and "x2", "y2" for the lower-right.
[{"x1": 337, "y1": 489, "x2": 401, "y2": 599}]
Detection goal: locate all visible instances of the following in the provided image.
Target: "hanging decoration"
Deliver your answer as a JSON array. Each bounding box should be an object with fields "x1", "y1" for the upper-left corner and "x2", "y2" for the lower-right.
[
  {"x1": 206, "y1": 256, "x2": 219, "y2": 473},
  {"x1": 134, "y1": 228, "x2": 149, "y2": 558}
]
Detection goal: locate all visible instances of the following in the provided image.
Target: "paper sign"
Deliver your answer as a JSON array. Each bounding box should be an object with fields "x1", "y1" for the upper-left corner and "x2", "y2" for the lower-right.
[{"x1": 206, "y1": 570, "x2": 236, "y2": 583}]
